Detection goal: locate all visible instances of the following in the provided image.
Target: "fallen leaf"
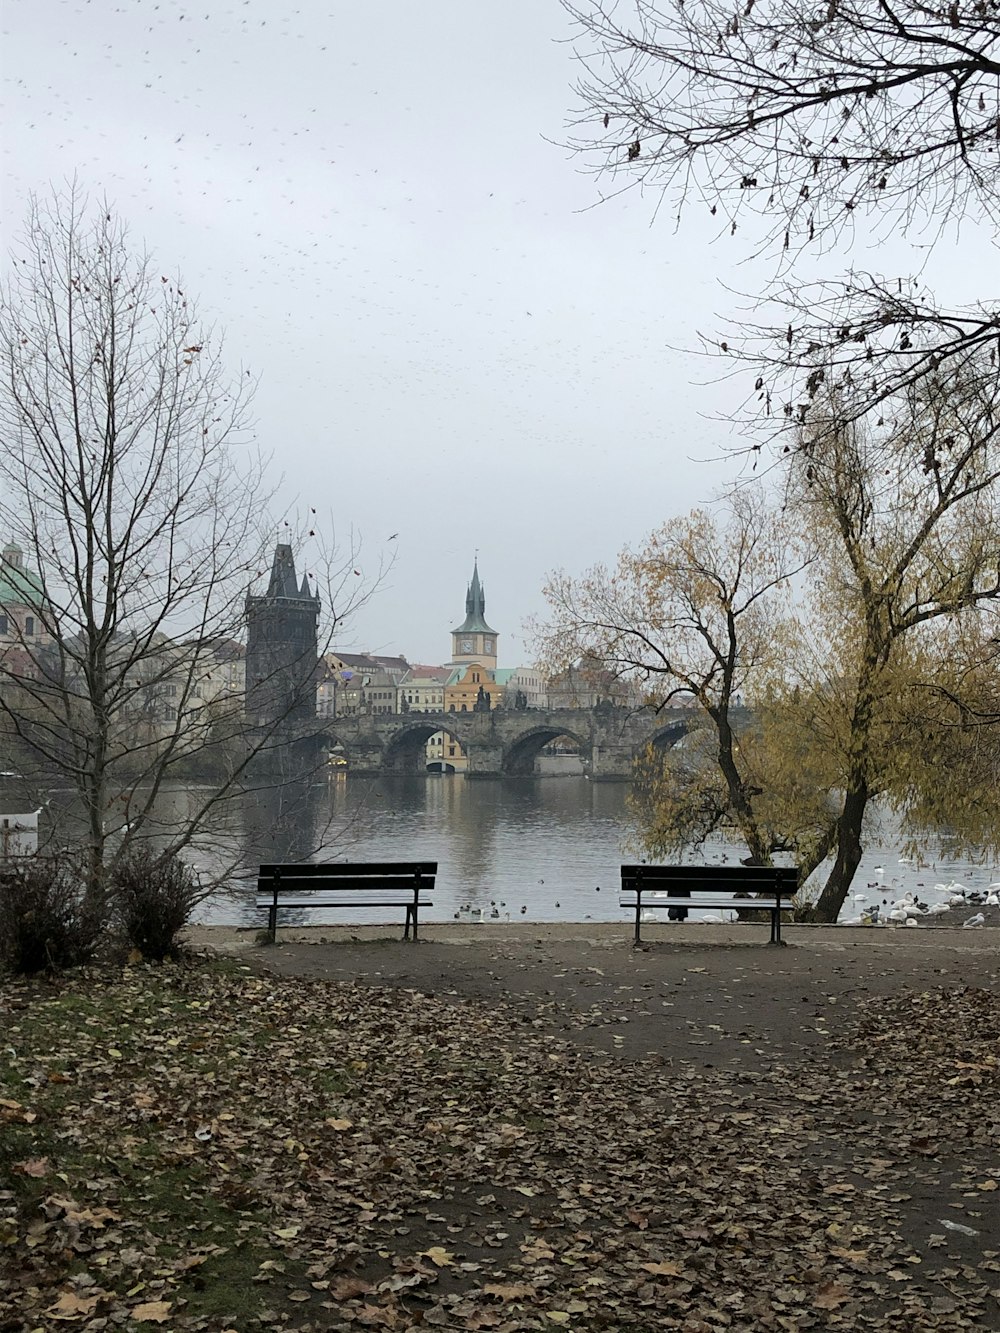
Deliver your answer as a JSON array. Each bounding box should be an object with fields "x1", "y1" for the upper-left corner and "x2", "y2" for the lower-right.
[
  {"x1": 483, "y1": 1283, "x2": 537, "y2": 1300},
  {"x1": 421, "y1": 1245, "x2": 455, "y2": 1267},
  {"x1": 131, "y1": 1300, "x2": 173, "y2": 1323},
  {"x1": 46, "y1": 1291, "x2": 101, "y2": 1319},
  {"x1": 15, "y1": 1158, "x2": 49, "y2": 1177},
  {"x1": 641, "y1": 1260, "x2": 682, "y2": 1277},
  {"x1": 814, "y1": 1284, "x2": 852, "y2": 1309}
]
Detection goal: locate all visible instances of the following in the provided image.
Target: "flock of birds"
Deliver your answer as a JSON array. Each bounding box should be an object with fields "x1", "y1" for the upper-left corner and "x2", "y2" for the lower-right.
[
  {"x1": 454, "y1": 878, "x2": 576, "y2": 922},
  {"x1": 840, "y1": 877, "x2": 1000, "y2": 928}
]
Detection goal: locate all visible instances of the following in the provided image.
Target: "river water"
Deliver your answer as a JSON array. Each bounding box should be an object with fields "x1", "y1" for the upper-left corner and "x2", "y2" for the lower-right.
[{"x1": 189, "y1": 773, "x2": 1000, "y2": 928}]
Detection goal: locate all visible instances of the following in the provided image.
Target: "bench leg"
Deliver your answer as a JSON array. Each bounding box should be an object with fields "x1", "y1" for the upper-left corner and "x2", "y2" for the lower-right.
[
  {"x1": 634, "y1": 905, "x2": 642, "y2": 946},
  {"x1": 267, "y1": 903, "x2": 277, "y2": 946},
  {"x1": 770, "y1": 907, "x2": 786, "y2": 946},
  {"x1": 404, "y1": 905, "x2": 416, "y2": 942}
]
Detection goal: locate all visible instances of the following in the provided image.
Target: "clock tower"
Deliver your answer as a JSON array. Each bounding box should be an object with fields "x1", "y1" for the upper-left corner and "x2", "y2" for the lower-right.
[{"x1": 451, "y1": 559, "x2": 498, "y2": 670}]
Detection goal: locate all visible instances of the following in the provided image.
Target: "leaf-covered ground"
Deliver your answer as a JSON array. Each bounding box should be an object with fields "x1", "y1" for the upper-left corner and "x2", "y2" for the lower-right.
[{"x1": 1, "y1": 957, "x2": 998, "y2": 1330}]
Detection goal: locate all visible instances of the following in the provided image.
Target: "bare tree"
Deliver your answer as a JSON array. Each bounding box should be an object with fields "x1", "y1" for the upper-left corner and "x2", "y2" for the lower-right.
[
  {"x1": 564, "y1": 0, "x2": 1000, "y2": 432},
  {"x1": 0, "y1": 187, "x2": 374, "y2": 915}
]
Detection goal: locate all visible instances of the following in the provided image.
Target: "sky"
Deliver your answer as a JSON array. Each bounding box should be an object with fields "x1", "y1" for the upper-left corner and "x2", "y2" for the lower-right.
[{"x1": 3, "y1": 0, "x2": 991, "y2": 665}]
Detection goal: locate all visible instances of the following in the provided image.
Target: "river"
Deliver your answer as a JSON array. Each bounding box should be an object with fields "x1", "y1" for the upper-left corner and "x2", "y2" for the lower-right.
[
  {"x1": 5, "y1": 771, "x2": 998, "y2": 927},
  {"x1": 194, "y1": 772, "x2": 1000, "y2": 928}
]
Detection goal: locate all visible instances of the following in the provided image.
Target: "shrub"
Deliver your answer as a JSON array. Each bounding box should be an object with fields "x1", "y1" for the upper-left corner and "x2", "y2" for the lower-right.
[
  {"x1": 110, "y1": 848, "x2": 198, "y2": 961},
  {"x1": 0, "y1": 856, "x2": 102, "y2": 974}
]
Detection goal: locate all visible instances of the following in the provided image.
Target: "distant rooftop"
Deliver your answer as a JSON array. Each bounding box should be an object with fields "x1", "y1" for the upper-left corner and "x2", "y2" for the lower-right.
[{"x1": 0, "y1": 542, "x2": 46, "y2": 613}]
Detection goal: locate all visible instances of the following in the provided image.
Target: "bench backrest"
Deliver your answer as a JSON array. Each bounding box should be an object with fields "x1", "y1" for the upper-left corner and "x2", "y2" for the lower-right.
[
  {"x1": 620, "y1": 864, "x2": 797, "y2": 896},
  {"x1": 258, "y1": 862, "x2": 436, "y2": 897}
]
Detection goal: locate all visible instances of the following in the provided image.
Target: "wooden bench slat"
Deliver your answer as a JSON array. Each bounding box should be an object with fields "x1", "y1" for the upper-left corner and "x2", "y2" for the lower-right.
[
  {"x1": 255, "y1": 898, "x2": 435, "y2": 909},
  {"x1": 620, "y1": 896, "x2": 794, "y2": 908},
  {"x1": 259, "y1": 862, "x2": 435, "y2": 877},
  {"x1": 621, "y1": 864, "x2": 796, "y2": 876},
  {"x1": 256, "y1": 876, "x2": 432, "y2": 895}
]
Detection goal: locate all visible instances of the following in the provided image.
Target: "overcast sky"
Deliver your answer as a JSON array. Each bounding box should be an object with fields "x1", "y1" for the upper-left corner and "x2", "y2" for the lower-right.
[{"x1": 3, "y1": 1, "x2": 990, "y2": 665}]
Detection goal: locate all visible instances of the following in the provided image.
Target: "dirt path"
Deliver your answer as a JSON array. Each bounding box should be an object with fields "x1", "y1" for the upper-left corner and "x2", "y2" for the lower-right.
[{"x1": 189, "y1": 922, "x2": 1000, "y2": 1075}]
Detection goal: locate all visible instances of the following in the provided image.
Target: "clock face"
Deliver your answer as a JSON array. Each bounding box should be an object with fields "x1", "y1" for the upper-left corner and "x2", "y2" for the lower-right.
[
  {"x1": 484, "y1": 638, "x2": 493, "y2": 653},
  {"x1": 461, "y1": 639, "x2": 473, "y2": 653}
]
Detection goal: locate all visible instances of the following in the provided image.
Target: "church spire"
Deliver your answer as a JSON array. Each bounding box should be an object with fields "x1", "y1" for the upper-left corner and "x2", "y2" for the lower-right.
[{"x1": 451, "y1": 557, "x2": 497, "y2": 636}]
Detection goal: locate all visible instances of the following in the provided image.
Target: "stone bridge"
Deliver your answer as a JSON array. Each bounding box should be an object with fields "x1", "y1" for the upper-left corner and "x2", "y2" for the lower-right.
[{"x1": 297, "y1": 705, "x2": 698, "y2": 780}]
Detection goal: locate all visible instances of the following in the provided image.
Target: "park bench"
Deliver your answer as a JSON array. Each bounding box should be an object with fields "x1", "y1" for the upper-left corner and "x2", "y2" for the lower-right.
[
  {"x1": 256, "y1": 861, "x2": 436, "y2": 944},
  {"x1": 620, "y1": 864, "x2": 798, "y2": 945}
]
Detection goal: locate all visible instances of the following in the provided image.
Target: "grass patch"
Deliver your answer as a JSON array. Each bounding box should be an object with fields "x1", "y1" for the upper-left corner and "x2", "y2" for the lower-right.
[{"x1": 0, "y1": 961, "x2": 342, "y2": 1325}]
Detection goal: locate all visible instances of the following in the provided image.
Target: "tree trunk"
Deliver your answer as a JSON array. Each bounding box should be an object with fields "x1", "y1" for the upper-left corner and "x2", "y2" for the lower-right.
[
  {"x1": 715, "y1": 706, "x2": 772, "y2": 866},
  {"x1": 811, "y1": 783, "x2": 869, "y2": 922}
]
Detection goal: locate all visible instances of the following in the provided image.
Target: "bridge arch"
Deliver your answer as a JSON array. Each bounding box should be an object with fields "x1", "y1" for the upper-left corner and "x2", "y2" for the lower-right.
[
  {"x1": 382, "y1": 719, "x2": 468, "y2": 774},
  {"x1": 502, "y1": 724, "x2": 590, "y2": 777},
  {"x1": 645, "y1": 719, "x2": 694, "y2": 751}
]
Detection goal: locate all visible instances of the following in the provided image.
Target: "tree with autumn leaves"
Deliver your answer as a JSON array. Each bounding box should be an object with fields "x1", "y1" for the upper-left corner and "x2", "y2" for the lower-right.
[{"x1": 538, "y1": 363, "x2": 1000, "y2": 920}]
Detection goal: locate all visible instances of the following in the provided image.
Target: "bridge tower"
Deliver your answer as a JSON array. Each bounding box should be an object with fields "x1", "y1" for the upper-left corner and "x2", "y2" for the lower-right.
[
  {"x1": 451, "y1": 559, "x2": 498, "y2": 670},
  {"x1": 245, "y1": 543, "x2": 320, "y2": 726}
]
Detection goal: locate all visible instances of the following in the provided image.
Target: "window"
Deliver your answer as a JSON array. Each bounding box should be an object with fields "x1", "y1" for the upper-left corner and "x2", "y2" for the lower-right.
[
  {"x1": 472, "y1": 672, "x2": 480, "y2": 683},
  {"x1": 163, "y1": 706, "x2": 177, "y2": 721},
  {"x1": 448, "y1": 745, "x2": 456, "y2": 757},
  {"x1": 0, "y1": 615, "x2": 7, "y2": 635},
  {"x1": 24, "y1": 616, "x2": 34, "y2": 636}
]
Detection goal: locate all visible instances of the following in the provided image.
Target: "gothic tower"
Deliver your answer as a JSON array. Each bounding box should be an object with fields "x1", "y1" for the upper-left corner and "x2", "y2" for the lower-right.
[
  {"x1": 245, "y1": 544, "x2": 321, "y2": 726},
  {"x1": 451, "y1": 559, "x2": 498, "y2": 671}
]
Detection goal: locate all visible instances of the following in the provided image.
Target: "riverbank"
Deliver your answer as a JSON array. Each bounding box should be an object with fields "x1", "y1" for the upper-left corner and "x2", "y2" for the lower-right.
[{"x1": 183, "y1": 911, "x2": 1000, "y2": 953}]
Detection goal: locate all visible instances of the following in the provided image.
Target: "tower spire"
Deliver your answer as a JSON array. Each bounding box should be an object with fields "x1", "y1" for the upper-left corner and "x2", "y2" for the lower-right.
[{"x1": 451, "y1": 556, "x2": 497, "y2": 638}]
